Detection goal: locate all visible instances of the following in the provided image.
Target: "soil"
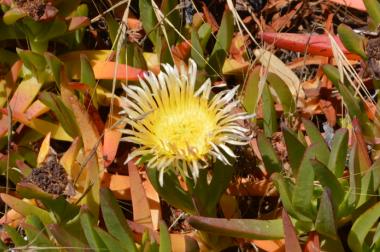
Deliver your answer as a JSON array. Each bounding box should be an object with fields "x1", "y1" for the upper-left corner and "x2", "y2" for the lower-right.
[
  {"x1": 15, "y1": 0, "x2": 57, "y2": 21},
  {"x1": 24, "y1": 154, "x2": 70, "y2": 196}
]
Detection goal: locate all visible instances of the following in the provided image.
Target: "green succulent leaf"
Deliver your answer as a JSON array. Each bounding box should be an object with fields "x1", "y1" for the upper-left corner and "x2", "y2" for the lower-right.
[
  {"x1": 80, "y1": 54, "x2": 96, "y2": 88},
  {"x1": 94, "y1": 227, "x2": 127, "y2": 252},
  {"x1": 39, "y1": 91, "x2": 79, "y2": 138},
  {"x1": 161, "y1": 0, "x2": 180, "y2": 45},
  {"x1": 348, "y1": 201, "x2": 380, "y2": 252},
  {"x1": 315, "y1": 189, "x2": 339, "y2": 240},
  {"x1": 159, "y1": 221, "x2": 171, "y2": 252},
  {"x1": 22, "y1": 218, "x2": 56, "y2": 249},
  {"x1": 364, "y1": 0, "x2": 380, "y2": 27},
  {"x1": 311, "y1": 159, "x2": 345, "y2": 209},
  {"x1": 338, "y1": 24, "x2": 367, "y2": 60},
  {"x1": 4, "y1": 225, "x2": 28, "y2": 247},
  {"x1": 271, "y1": 173, "x2": 311, "y2": 222},
  {"x1": 207, "y1": 8, "x2": 233, "y2": 76},
  {"x1": 139, "y1": 0, "x2": 159, "y2": 47},
  {"x1": 0, "y1": 193, "x2": 54, "y2": 225},
  {"x1": 198, "y1": 23, "x2": 212, "y2": 49},
  {"x1": 100, "y1": 188, "x2": 138, "y2": 252},
  {"x1": 282, "y1": 127, "x2": 306, "y2": 174},
  {"x1": 242, "y1": 67, "x2": 261, "y2": 117},
  {"x1": 302, "y1": 118, "x2": 330, "y2": 165},
  {"x1": 48, "y1": 224, "x2": 89, "y2": 251},
  {"x1": 262, "y1": 84, "x2": 278, "y2": 137},
  {"x1": 328, "y1": 128, "x2": 348, "y2": 177},
  {"x1": 3, "y1": 8, "x2": 26, "y2": 25},
  {"x1": 267, "y1": 73, "x2": 296, "y2": 115},
  {"x1": 292, "y1": 144, "x2": 324, "y2": 220},
  {"x1": 80, "y1": 207, "x2": 107, "y2": 252},
  {"x1": 188, "y1": 216, "x2": 284, "y2": 240},
  {"x1": 191, "y1": 29, "x2": 206, "y2": 69},
  {"x1": 257, "y1": 133, "x2": 282, "y2": 175},
  {"x1": 17, "y1": 182, "x2": 80, "y2": 224},
  {"x1": 146, "y1": 167, "x2": 195, "y2": 214}
]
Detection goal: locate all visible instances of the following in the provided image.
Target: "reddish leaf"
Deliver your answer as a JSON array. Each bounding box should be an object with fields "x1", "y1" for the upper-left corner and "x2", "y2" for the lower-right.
[
  {"x1": 328, "y1": 0, "x2": 366, "y2": 11},
  {"x1": 319, "y1": 99, "x2": 336, "y2": 126},
  {"x1": 67, "y1": 16, "x2": 90, "y2": 31},
  {"x1": 202, "y1": 2, "x2": 219, "y2": 32},
  {"x1": 271, "y1": 2, "x2": 302, "y2": 31},
  {"x1": 68, "y1": 82, "x2": 89, "y2": 91},
  {"x1": 6, "y1": 60, "x2": 23, "y2": 87},
  {"x1": 282, "y1": 209, "x2": 302, "y2": 252},
  {"x1": 352, "y1": 118, "x2": 372, "y2": 170},
  {"x1": 304, "y1": 232, "x2": 320, "y2": 252},
  {"x1": 260, "y1": 32, "x2": 361, "y2": 60},
  {"x1": 172, "y1": 40, "x2": 191, "y2": 62}
]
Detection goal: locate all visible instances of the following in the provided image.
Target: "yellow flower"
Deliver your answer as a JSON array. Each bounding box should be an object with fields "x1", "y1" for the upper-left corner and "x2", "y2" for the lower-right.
[{"x1": 121, "y1": 59, "x2": 252, "y2": 185}]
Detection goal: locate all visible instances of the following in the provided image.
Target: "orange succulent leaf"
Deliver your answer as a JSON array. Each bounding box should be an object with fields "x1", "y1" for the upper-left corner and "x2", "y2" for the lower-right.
[
  {"x1": 260, "y1": 32, "x2": 361, "y2": 60},
  {"x1": 60, "y1": 50, "x2": 145, "y2": 80},
  {"x1": 143, "y1": 178, "x2": 160, "y2": 231},
  {"x1": 24, "y1": 100, "x2": 50, "y2": 120},
  {"x1": 230, "y1": 34, "x2": 249, "y2": 63},
  {"x1": 81, "y1": 60, "x2": 144, "y2": 81},
  {"x1": 0, "y1": 77, "x2": 43, "y2": 138},
  {"x1": 222, "y1": 58, "x2": 249, "y2": 75},
  {"x1": 0, "y1": 60, "x2": 23, "y2": 108},
  {"x1": 36, "y1": 132, "x2": 51, "y2": 166},
  {"x1": 9, "y1": 77, "x2": 42, "y2": 114},
  {"x1": 126, "y1": 18, "x2": 142, "y2": 30},
  {"x1": 0, "y1": 209, "x2": 23, "y2": 228},
  {"x1": 5, "y1": 59, "x2": 22, "y2": 88},
  {"x1": 103, "y1": 109, "x2": 126, "y2": 167},
  {"x1": 170, "y1": 233, "x2": 200, "y2": 252},
  {"x1": 103, "y1": 128, "x2": 123, "y2": 167},
  {"x1": 1, "y1": 109, "x2": 72, "y2": 141},
  {"x1": 252, "y1": 240, "x2": 285, "y2": 252},
  {"x1": 60, "y1": 137, "x2": 82, "y2": 178},
  {"x1": 128, "y1": 160, "x2": 154, "y2": 229},
  {"x1": 60, "y1": 68, "x2": 102, "y2": 217},
  {"x1": 100, "y1": 173, "x2": 159, "y2": 210},
  {"x1": 101, "y1": 173, "x2": 131, "y2": 193},
  {"x1": 364, "y1": 100, "x2": 376, "y2": 120}
]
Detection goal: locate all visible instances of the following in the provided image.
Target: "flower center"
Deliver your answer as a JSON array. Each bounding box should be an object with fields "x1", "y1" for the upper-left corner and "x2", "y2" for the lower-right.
[{"x1": 148, "y1": 101, "x2": 217, "y2": 160}]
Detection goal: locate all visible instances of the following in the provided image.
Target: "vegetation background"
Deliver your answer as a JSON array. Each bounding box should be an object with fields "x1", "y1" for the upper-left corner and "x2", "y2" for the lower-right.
[{"x1": 0, "y1": 0, "x2": 380, "y2": 251}]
